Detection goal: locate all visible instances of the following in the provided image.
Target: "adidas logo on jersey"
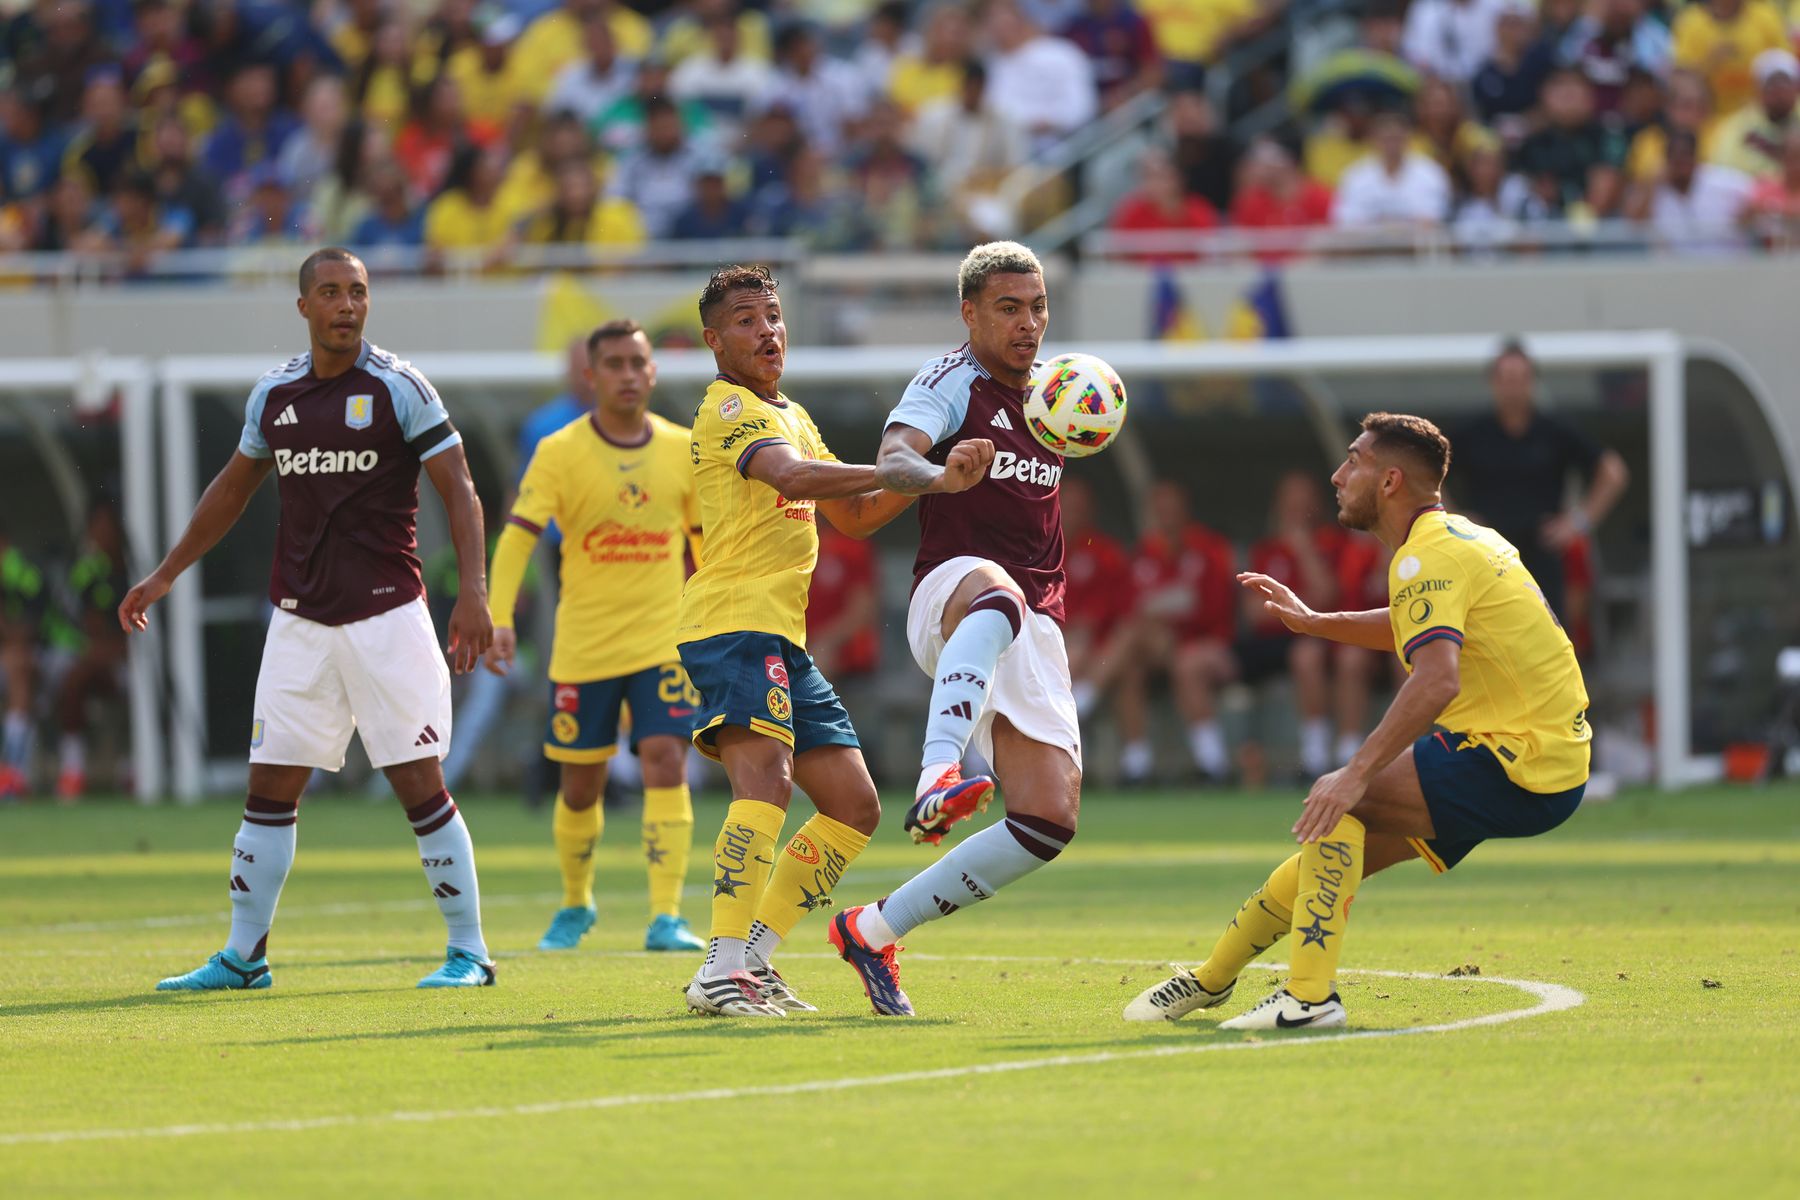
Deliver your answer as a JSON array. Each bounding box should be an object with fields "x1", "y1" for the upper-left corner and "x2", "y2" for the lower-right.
[
  {"x1": 273, "y1": 447, "x2": 380, "y2": 476},
  {"x1": 990, "y1": 409, "x2": 1014, "y2": 430},
  {"x1": 272, "y1": 404, "x2": 299, "y2": 427},
  {"x1": 989, "y1": 450, "x2": 1063, "y2": 488}
]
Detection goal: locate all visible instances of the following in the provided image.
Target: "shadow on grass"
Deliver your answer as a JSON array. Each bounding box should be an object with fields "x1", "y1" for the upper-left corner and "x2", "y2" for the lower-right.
[
  {"x1": 238, "y1": 1011, "x2": 956, "y2": 1050},
  {"x1": 0, "y1": 988, "x2": 384, "y2": 1019}
]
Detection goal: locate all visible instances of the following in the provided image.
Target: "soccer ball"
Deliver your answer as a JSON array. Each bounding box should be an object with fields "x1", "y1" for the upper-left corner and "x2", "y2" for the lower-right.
[{"x1": 1023, "y1": 352, "x2": 1127, "y2": 459}]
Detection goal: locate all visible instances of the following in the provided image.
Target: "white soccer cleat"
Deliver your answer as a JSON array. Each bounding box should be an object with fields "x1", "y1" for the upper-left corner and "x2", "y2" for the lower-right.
[
  {"x1": 1122, "y1": 965, "x2": 1234, "y2": 1022},
  {"x1": 1219, "y1": 987, "x2": 1347, "y2": 1031},
  {"x1": 750, "y1": 964, "x2": 818, "y2": 1013},
  {"x1": 684, "y1": 969, "x2": 783, "y2": 1017}
]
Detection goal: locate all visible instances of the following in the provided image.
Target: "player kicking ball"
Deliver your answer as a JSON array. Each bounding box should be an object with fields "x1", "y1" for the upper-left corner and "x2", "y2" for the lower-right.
[
  {"x1": 484, "y1": 319, "x2": 707, "y2": 954},
  {"x1": 677, "y1": 266, "x2": 992, "y2": 1016},
  {"x1": 830, "y1": 242, "x2": 1084, "y2": 1016},
  {"x1": 1125, "y1": 413, "x2": 1590, "y2": 1029},
  {"x1": 122, "y1": 248, "x2": 498, "y2": 991}
]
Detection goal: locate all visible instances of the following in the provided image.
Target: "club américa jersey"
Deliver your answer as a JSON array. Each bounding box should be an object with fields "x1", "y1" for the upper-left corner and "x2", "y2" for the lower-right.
[
  {"x1": 678, "y1": 376, "x2": 836, "y2": 649},
  {"x1": 1390, "y1": 504, "x2": 1591, "y2": 793},
  {"x1": 886, "y1": 345, "x2": 1065, "y2": 621},
  {"x1": 237, "y1": 341, "x2": 461, "y2": 626},
  {"x1": 509, "y1": 411, "x2": 700, "y2": 681}
]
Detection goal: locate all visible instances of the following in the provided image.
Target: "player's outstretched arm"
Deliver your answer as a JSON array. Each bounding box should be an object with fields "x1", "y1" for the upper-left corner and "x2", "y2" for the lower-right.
[
  {"x1": 423, "y1": 445, "x2": 494, "y2": 675},
  {"x1": 1237, "y1": 572, "x2": 1392, "y2": 651},
  {"x1": 874, "y1": 425, "x2": 994, "y2": 496},
  {"x1": 118, "y1": 452, "x2": 273, "y2": 633},
  {"x1": 742, "y1": 438, "x2": 884, "y2": 500}
]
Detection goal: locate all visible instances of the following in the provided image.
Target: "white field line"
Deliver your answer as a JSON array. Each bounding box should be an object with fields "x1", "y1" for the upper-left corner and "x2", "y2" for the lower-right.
[{"x1": 0, "y1": 959, "x2": 1583, "y2": 1148}]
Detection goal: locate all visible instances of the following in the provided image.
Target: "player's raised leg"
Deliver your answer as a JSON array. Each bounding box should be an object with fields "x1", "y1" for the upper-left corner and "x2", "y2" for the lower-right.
[{"x1": 637, "y1": 731, "x2": 703, "y2": 951}]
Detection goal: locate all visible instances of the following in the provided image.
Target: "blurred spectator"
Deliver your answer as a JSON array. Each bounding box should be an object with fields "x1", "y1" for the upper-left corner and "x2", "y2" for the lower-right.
[
  {"x1": 745, "y1": 145, "x2": 841, "y2": 239},
  {"x1": 853, "y1": 2, "x2": 912, "y2": 97},
  {"x1": 349, "y1": 160, "x2": 425, "y2": 247},
  {"x1": 0, "y1": 89, "x2": 64, "y2": 202},
  {"x1": 669, "y1": 6, "x2": 775, "y2": 132},
  {"x1": 609, "y1": 96, "x2": 706, "y2": 237},
  {"x1": 349, "y1": 17, "x2": 420, "y2": 131},
  {"x1": 93, "y1": 168, "x2": 193, "y2": 274},
  {"x1": 202, "y1": 64, "x2": 300, "y2": 196},
  {"x1": 1563, "y1": 0, "x2": 1672, "y2": 118},
  {"x1": 984, "y1": 0, "x2": 1098, "y2": 156},
  {"x1": 131, "y1": 54, "x2": 217, "y2": 154},
  {"x1": 1634, "y1": 128, "x2": 1754, "y2": 252},
  {"x1": 1058, "y1": 477, "x2": 1136, "y2": 724},
  {"x1": 888, "y1": 2, "x2": 971, "y2": 114},
  {"x1": 442, "y1": 10, "x2": 522, "y2": 134},
  {"x1": 418, "y1": 0, "x2": 484, "y2": 72},
  {"x1": 63, "y1": 69, "x2": 138, "y2": 199},
  {"x1": 1403, "y1": 0, "x2": 1508, "y2": 85},
  {"x1": 16, "y1": 0, "x2": 111, "y2": 127},
  {"x1": 1414, "y1": 76, "x2": 1497, "y2": 178},
  {"x1": 1331, "y1": 530, "x2": 1389, "y2": 768},
  {"x1": 1305, "y1": 95, "x2": 1396, "y2": 190},
  {"x1": 507, "y1": 0, "x2": 654, "y2": 110},
  {"x1": 123, "y1": 0, "x2": 203, "y2": 87},
  {"x1": 1671, "y1": 0, "x2": 1788, "y2": 120},
  {"x1": 1235, "y1": 470, "x2": 1339, "y2": 780},
  {"x1": 1136, "y1": 0, "x2": 1263, "y2": 88},
  {"x1": 1511, "y1": 68, "x2": 1627, "y2": 217},
  {"x1": 660, "y1": 0, "x2": 773, "y2": 67},
  {"x1": 1710, "y1": 48, "x2": 1800, "y2": 180},
  {"x1": 329, "y1": 0, "x2": 389, "y2": 70},
  {"x1": 1116, "y1": 481, "x2": 1237, "y2": 785},
  {"x1": 424, "y1": 144, "x2": 514, "y2": 262},
  {"x1": 33, "y1": 172, "x2": 100, "y2": 251},
  {"x1": 762, "y1": 20, "x2": 868, "y2": 156},
  {"x1": 669, "y1": 160, "x2": 747, "y2": 239},
  {"x1": 910, "y1": 59, "x2": 1028, "y2": 240},
  {"x1": 1450, "y1": 339, "x2": 1630, "y2": 618},
  {"x1": 1628, "y1": 71, "x2": 1718, "y2": 187},
  {"x1": 841, "y1": 97, "x2": 937, "y2": 249},
  {"x1": 1108, "y1": 145, "x2": 1219, "y2": 259},
  {"x1": 396, "y1": 76, "x2": 475, "y2": 199},
  {"x1": 523, "y1": 158, "x2": 646, "y2": 248},
  {"x1": 1471, "y1": 0, "x2": 1553, "y2": 142},
  {"x1": 146, "y1": 116, "x2": 227, "y2": 244},
  {"x1": 307, "y1": 120, "x2": 384, "y2": 242},
  {"x1": 742, "y1": 101, "x2": 806, "y2": 191},
  {"x1": 806, "y1": 523, "x2": 879, "y2": 684},
  {"x1": 52, "y1": 501, "x2": 130, "y2": 802},
  {"x1": 1743, "y1": 126, "x2": 1800, "y2": 239},
  {"x1": 548, "y1": 10, "x2": 639, "y2": 126},
  {"x1": 1450, "y1": 141, "x2": 1523, "y2": 245},
  {"x1": 0, "y1": 519, "x2": 46, "y2": 799},
  {"x1": 1331, "y1": 110, "x2": 1451, "y2": 228},
  {"x1": 1065, "y1": 0, "x2": 1163, "y2": 112},
  {"x1": 1165, "y1": 89, "x2": 1237, "y2": 216},
  {"x1": 593, "y1": 58, "x2": 716, "y2": 153},
  {"x1": 1231, "y1": 137, "x2": 1332, "y2": 257},
  {"x1": 497, "y1": 111, "x2": 597, "y2": 226},
  {"x1": 231, "y1": 166, "x2": 313, "y2": 244},
  {"x1": 277, "y1": 75, "x2": 352, "y2": 205}
]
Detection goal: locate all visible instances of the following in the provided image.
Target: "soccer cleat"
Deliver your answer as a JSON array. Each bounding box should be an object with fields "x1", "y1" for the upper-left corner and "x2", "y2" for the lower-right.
[
  {"x1": 904, "y1": 764, "x2": 994, "y2": 846},
  {"x1": 1122, "y1": 965, "x2": 1235, "y2": 1022},
  {"x1": 417, "y1": 947, "x2": 497, "y2": 988},
  {"x1": 1219, "y1": 987, "x2": 1346, "y2": 1031},
  {"x1": 155, "y1": 949, "x2": 272, "y2": 992},
  {"x1": 827, "y1": 906, "x2": 913, "y2": 1016},
  {"x1": 750, "y1": 963, "x2": 818, "y2": 1013},
  {"x1": 536, "y1": 905, "x2": 597, "y2": 950},
  {"x1": 684, "y1": 969, "x2": 783, "y2": 1017},
  {"x1": 644, "y1": 913, "x2": 705, "y2": 952}
]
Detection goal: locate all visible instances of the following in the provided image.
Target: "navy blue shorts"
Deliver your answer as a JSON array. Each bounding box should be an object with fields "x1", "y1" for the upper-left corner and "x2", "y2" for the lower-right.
[
  {"x1": 1409, "y1": 729, "x2": 1585, "y2": 872},
  {"x1": 543, "y1": 664, "x2": 699, "y2": 764},
  {"x1": 678, "y1": 631, "x2": 859, "y2": 762}
]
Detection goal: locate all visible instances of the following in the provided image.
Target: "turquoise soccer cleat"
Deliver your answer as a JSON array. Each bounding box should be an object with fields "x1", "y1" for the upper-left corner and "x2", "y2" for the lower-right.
[
  {"x1": 644, "y1": 914, "x2": 705, "y2": 951},
  {"x1": 536, "y1": 905, "x2": 597, "y2": 950},
  {"x1": 417, "y1": 947, "x2": 497, "y2": 988},
  {"x1": 155, "y1": 949, "x2": 272, "y2": 992}
]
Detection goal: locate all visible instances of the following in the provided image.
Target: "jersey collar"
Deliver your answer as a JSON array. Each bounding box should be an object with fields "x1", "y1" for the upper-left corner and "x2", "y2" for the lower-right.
[
  {"x1": 588, "y1": 410, "x2": 653, "y2": 449},
  {"x1": 353, "y1": 340, "x2": 372, "y2": 370},
  {"x1": 1406, "y1": 502, "x2": 1447, "y2": 540},
  {"x1": 716, "y1": 371, "x2": 785, "y2": 406}
]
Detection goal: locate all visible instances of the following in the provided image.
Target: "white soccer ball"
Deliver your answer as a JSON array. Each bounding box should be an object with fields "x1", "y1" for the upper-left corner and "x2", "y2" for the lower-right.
[{"x1": 1023, "y1": 352, "x2": 1128, "y2": 459}]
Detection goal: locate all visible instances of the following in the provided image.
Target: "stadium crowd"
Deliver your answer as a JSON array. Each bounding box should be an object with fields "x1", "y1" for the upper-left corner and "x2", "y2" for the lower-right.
[{"x1": 4, "y1": 0, "x2": 1799, "y2": 273}]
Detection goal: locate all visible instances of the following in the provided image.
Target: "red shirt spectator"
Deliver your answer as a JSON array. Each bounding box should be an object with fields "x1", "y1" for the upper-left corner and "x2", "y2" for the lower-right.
[
  {"x1": 1334, "y1": 532, "x2": 1389, "y2": 615},
  {"x1": 1132, "y1": 523, "x2": 1236, "y2": 644},
  {"x1": 1229, "y1": 138, "x2": 1333, "y2": 262},
  {"x1": 1248, "y1": 525, "x2": 1345, "y2": 635},
  {"x1": 1065, "y1": 526, "x2": 1135, "y2": 640},
  {"x1": 807, "y1": 526, "x2": 879, "y2": 678},
  {"x1": 1109, "y1": 145, "x2": 1218, "y2": 261}
]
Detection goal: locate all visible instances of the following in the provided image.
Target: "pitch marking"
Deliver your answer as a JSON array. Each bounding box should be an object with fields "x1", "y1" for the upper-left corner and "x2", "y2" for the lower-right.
[{"x1": 0, "y1": 960, "x2": 1582, "y2": 1147}]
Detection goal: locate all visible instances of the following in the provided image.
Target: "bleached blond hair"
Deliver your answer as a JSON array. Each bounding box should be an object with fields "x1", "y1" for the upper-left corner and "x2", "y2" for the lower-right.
[{"x1": 957, "y1": 241, "x2": 1044, "y2": 300}]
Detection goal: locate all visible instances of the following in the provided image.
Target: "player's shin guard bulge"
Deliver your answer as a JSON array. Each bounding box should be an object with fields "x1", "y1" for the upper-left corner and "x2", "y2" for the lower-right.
[
  {"x1": 408, "y1": 790, "x2": 488, "y2": 960},
  {"x1": 753, "y1": 812, "x2": 872, "y2": 942},
  {"x1": 226, "y1": 796, "x2": 299, "y2": 962},
  {"x1": 642, "y1": 784, "x2": 695, "y2": 919},
  {"x1": 552, "y1": 791, "x2": 602, "y2": 910},
  {"x1": 1196, "y1": 853, "x2": 1300, "y2": 993},
  {"x1": 703, "y1": 799, "x2": 786, "y2": 975},
  {"x1": 1287, "y1": 816, "x2": 1365, "y2": 1005},
  {"x1": 875, "y1": 813, "x2": 1074, "y2": 943},
  {"x1": 919, "y1": 589, "x2": 1022, "y2": 774}
]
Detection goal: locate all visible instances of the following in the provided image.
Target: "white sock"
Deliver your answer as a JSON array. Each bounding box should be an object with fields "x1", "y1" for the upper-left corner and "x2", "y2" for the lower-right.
[
  {"x1": 59, "y1": 733, "x2": 84, "y2": 775},
  {"x1": 1300, "y1": 718, "x2": 1332, "y2": 776},
  {"x1": 2, "y1": 711, "x2": 29, "y2": 768},
  {"x1": 1335, "y1": 732, "x2": 1362, "y2": 766},
  {"x1": 921, "y1": 595, "x2": 1021, "y2": 769},
  {"x1": 1072, "y1": 681, "x2": 1097, "y2": 719},
  {"x1": 878, "y1": 814, "x2": 1074, "y2": 941},
  {"x1": 854, "y1": 902, "x2": 899, "y2": 950},
  {"x1": 916, "y1": 761, "x2": 957, "y2": 800},
  {"x1": 407, "y1": 792, "x2": 486, "y2": 959},
  {"x1": 746, "y1": 919, "x2": 781, "y2": 968},
  {"x1": 1121, "y1": 740, "x2": 1154, "y2": 780},
  {"x1": 705, "y1": 936, "x2": 748, "y2": 975},
  {"x1": 225, "y1": 797, "x2": 298, "y2": 961},
  {"x1": 1188, "y1": 721, "x2": 1228, "y2": 776}
]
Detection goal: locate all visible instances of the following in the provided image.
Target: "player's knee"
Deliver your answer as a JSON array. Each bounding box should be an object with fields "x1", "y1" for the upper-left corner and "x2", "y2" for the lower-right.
[
  {"x1": 636, "y1": 737, "x2": 686, "y2": 787},
  {"x1": 828, "y1": 785, "x2": 881, "y2": 836},
  {"x1": 559, "y1": 762, "x2": 606, "y2": 808}
]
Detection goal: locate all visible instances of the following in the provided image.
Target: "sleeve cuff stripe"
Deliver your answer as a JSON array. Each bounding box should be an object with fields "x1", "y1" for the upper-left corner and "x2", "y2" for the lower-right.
[
  {"x1": 418, "y1": 431, "x2": 462, "y2": 462},
  {"x1": 735, "y1": 437, "x2": 786, "y2": 475},
  {"x1": 507, "y1": 515, "x2": 544, "y2": 535},
  {"x1": 1403, "y1": 627, "x2": 1464, "y2": 660}
]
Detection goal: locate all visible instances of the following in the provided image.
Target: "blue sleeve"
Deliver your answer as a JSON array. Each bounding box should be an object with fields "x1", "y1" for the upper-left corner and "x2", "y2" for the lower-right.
[
  {"x1": 885, "y1": 360, "x2": 972, "y2": 446},
  {"x1": 239, "y1": 379, "x2": 274, "y2": 459},
  {"x1": 378, "y1": 361, "x2": 462, "y2": 461}
]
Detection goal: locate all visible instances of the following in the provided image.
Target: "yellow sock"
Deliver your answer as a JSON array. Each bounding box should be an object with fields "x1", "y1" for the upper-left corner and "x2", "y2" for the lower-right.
[
  {"x1": 1195, "y1": 853, "x2": 1300, "y2": 992},
  {"x1": 642, "y1": 784, "x2": 695, "y2": 919},
  {"x1": 552, "y1": 792, "x2": 603, "y2": 909},
  {"x1": 708, "y1": 799, "x2": 786, "y2": 942},
  {"x1": 752, "y1": 812, "x2": 872, "y2": 939},
  {"x1": 1287, "y1": 815, "x2": 1365, "y2": 1004}
]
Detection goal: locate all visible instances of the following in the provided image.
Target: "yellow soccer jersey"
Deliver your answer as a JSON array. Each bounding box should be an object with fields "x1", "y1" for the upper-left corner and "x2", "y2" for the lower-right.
[
  {"x1": 1388, "y1": 505, "x2": 1591, "y2": 792},
  {"x1": 510, "y1": 412, "x2": 700, "y2": 681},
  {"x1": 677, "y1": 377, "x2": 834, "y2": 648}
]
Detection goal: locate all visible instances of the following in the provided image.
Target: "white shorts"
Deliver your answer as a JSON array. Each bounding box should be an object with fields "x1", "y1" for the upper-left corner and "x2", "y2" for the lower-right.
[
  {"x1": 249, "y1": 597, "x2": 452, "y2": 771},
  {"x1": 906, "y1": 556, "x2": 1082, "y2": 771}
]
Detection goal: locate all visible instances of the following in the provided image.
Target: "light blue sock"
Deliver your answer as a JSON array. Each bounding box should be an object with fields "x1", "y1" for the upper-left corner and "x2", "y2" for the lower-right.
[
  {"x1": 879, "y1": 814, "x2": 1074, "y2": 939},
  {"x1": 921, "y1": 595, "x2": 1021, "y2": 769}
]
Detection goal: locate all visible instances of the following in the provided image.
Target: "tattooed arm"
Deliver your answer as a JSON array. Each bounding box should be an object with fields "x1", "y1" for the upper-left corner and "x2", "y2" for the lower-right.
[{"x1": 876, "y1": 425, "x2": 994, "y2": 496}]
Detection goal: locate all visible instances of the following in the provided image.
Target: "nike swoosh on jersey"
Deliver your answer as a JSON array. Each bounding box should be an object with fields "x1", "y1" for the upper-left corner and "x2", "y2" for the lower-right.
[{"x1": 619, "y1": 461, "x2": 644, "y2": 471}]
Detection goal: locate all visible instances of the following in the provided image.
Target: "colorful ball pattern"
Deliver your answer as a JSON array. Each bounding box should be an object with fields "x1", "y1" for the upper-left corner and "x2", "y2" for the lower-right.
[{"x1": 1023, "y1": 352, "x2": 1128, "y2": 459}]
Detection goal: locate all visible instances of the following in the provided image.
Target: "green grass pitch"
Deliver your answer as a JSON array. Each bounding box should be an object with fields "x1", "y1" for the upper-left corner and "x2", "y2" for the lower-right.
[{"x1": 2, "y1": 786, "x2": 1797, "y2": 1198}]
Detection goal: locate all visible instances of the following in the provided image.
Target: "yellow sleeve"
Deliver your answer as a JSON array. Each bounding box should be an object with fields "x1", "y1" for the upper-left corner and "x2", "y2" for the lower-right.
[
  {"x1": 797, "y1": 406, "x2": 838, "y2": 463},
  {"x1": 1389, "y1": 543, "x2": 1472, "y2": 665},
  {"x1": 695, "y1": 392, "x2": 788, "y2": 476},
  {"x1": 1670, "y1": 10, "x2": 1709, "y2": 70},
  {"x1": 511, "y1": 442, "x2": 561, "y2": 532},
  {"x1": 487, "y1": 522, "x2": 538, "y2": 629}
]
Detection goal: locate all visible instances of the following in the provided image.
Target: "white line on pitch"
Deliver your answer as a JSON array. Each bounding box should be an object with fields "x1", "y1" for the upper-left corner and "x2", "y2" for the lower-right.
[{"x1": 0, "y1": 963, "x2": 1583, "y2": 1148}]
